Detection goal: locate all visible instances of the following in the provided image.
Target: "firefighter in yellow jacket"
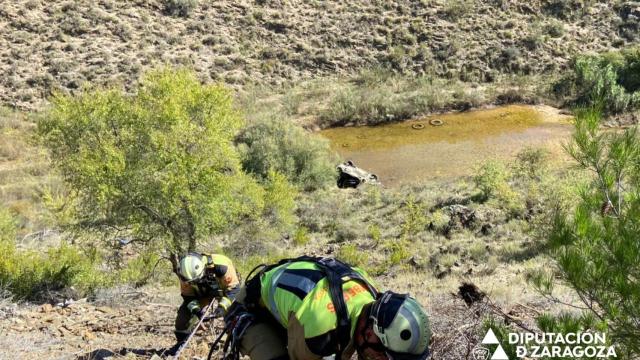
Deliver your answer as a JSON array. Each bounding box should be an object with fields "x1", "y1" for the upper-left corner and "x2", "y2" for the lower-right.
[
  {"x1": 224, "y1": 256, "x2": 431, "y2": 360},
  {"x1": 168, "y1": 252, "x2": 240, "y2": 355}
]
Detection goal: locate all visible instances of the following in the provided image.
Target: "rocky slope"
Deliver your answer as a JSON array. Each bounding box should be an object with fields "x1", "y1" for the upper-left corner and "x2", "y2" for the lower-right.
[
  {"x1": 0, "y1": 283, "x2": 544, "y2": 360},
  {"x1": 1, "y1": 0, "x2": 637, "y2": 109}
]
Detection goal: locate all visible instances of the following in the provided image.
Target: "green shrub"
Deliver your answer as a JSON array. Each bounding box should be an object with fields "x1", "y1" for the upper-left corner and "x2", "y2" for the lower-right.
[
  {"x1": 367, "y1": 224, "x2": 381, "y2": 244},
  {"x1": 605, "y1": 47, "x2": 640, "y2": 94},
  {"x1": 293, "y1": 226, "x2": 310, "y2": 246},
  {"x1": 164, "y1": 0, "x2": 198, "y2": 17},
  {"x1": 334, "y1": 222, "x2": 359, "y2": 243},
  {"x1": 0, "y1": 207, "x2": 168, "y2": 300},
  {"x1": 443, "y1": 0, "x2": 473, "y2": 20},
  {"x1": 401, "y1": 197, "x2": 428, "y2": 237},
  {"x1": 362, "y1": 187, "x2": 382, "y2": 207},
  {"x1": 113, "y1": 249, "x2": 167, "y2": 287},
  {"x1": 473, "y1": 160, "x2": 511, "y2": 201},
  {"x1": 542, "y1": 0, "x2": 591, "y2": 20},
  {"x1": 537, "y1": 108, "x2": 640, "y2": 356},
  {"x1": 321, "y1": 86, "x2": 400, "y2": 126},
  {"x1": 474, "y1": 160, "x2": 524, "y2": 216},
  {"x1": 337, "y1": 243, "x2": 365, "y2": 268},
  {"x1": 545, "y1": 20, "x2": 565, "y2": 38},
  {"x1": 554, "y1": 53, "x2": 640, "y2": 114},
  {"x1": 38, "y1": 69, "x2": 264, "y2": 254},
  {"x1": 574, "y1": 57, "x2": 633, "y2": 113},
  {"x1": 0, "y1": 207, "x2": 16, "y2": 243},
  {"x1": 319, "y1": 72, "x2": 439, "y2": 127},
  {"x1": 513, "y1": 147, "x2": 549, "y2": 180},
  {"x1": 385, "y1": 240, "x2": 410, "y2": 266},
  {"x1": 522, "y1": 33, "x2": 544, "y2": 50},
  {"x1": 262, "y1": 170, "x2": 298, "y2": 229},
  {"x1": 428, "y1": 209, "x2": 450, "y2": 233},
  {"x1": 236, "y1": 117, "x2": 336, "y2": 191},
  {"x1": 0, "y1": 235, "x2": 106, "y2": 300},
  {"x1": 495, "y1": 47, "x2": 521, "y2": 71}
]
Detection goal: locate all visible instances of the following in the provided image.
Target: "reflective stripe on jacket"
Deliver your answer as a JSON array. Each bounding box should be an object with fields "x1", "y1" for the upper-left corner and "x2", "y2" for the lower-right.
[{"x1": 259, "y1": 261, "x2": 376, "y2": 356}]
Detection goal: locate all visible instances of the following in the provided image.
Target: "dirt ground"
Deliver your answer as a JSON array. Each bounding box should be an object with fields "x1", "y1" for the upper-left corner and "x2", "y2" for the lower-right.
[{"x1": 0, "y1": 281, "x2": 549, "y2": 360}]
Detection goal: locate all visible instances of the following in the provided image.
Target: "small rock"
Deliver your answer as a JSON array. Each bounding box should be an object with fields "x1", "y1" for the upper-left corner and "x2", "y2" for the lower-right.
[
  {"x1": 82, "y1": 330, "x2": 96, "y2": 341},
  {"x1": 40, "y1": 304, "x2": 53, "y2": 313},
  {"x1": 96, "y1": 306, "x2": 113, "y2": 314}
]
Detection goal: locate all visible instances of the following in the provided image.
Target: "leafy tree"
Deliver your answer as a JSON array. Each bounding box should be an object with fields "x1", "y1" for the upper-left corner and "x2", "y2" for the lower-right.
[
  {"x1": 601, "y1": 47, "x2": 640, "y2": 94},
  {"x1": 236, "y1": 117, "x2": 336, "y2": 191},
  {"x1": 533, "y1": 107, "x2": 640, "y2": 356},
  {"x1": 554, "y1": 54, "x2": 640, "y2": 115},
  {"x1": 572, "y1": 57, "x2": 633, "y2": 114},
  {"x1": 38, "y1": 69, "x2": 265, "y2": 255}
]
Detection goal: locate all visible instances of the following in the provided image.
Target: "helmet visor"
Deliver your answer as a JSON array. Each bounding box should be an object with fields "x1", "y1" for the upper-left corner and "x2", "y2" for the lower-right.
[{"x1": 372, "y1": 292, "x2": 408, "y2": 346}]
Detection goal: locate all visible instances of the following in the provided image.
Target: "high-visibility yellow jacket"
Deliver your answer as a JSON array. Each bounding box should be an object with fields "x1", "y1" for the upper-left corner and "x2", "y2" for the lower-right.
[
  {"x1": 259, "y1": 260, "x2": 377, "y2": 359},
  {"x1": 180, "y1": 253, "x2": 240, "y2": 313}
]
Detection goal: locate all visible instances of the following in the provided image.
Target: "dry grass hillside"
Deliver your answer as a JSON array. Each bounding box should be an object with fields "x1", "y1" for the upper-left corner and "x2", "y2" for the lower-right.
[
  {"x1": 1, "y1": 0, "x2": 638, "y2": 109},
  {"x1": 2, "y1": 1, "x2": 639, "y2": 358}
]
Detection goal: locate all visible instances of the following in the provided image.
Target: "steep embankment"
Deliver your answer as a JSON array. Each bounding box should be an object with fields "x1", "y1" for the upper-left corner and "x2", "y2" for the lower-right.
[{"x1": 0, "y1": 0, "x2": 637, "y2": 109}]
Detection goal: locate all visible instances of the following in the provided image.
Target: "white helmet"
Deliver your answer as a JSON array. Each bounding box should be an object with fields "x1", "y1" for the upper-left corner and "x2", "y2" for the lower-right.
[
  {"x1": 369, "y1": 292, "x2": 431, "y2": 360},
  {"x1": 178, "y1": 253, "x2": 205, "y2": 282}
]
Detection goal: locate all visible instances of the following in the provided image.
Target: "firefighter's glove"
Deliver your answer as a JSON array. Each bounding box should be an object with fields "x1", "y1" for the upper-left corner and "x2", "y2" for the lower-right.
[
  {"x1": 218, "y1": 297, "x2": 232, "y2": 311},
  {"x1": 191, "y1": 307, "x2": 205, "y2": 319}
]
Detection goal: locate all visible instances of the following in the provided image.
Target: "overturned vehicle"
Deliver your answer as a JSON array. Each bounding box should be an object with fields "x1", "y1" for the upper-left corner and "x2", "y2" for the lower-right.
[{"x1": 336, "y1": 161, "x2": 379, "y2": 188}]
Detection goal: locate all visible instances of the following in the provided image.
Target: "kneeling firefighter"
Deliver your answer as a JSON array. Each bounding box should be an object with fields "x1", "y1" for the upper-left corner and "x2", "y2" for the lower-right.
[
  {"x1": 222, "y1": 256, "x2": 431, "y2": 360},
  {"x1": 169, "y1": 252, "x2": 240, "y2": 355}
]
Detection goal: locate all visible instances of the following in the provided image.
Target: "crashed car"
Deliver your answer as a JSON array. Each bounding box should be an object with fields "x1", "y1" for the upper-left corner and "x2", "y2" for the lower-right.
[{"x1": 336, "y1": 160, "x2": 379, "y2": 188}]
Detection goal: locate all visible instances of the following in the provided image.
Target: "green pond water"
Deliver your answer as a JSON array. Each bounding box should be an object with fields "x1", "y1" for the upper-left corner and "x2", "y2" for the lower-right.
[{"x1": 319, "y1": 105, "x2": 573, "y2": 186}]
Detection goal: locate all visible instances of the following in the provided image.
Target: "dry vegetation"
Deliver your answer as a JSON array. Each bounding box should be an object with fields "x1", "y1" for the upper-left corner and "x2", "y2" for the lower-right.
[
  {"x1": 0, "y1": 107, "x2": 59, "y2": 240},
  {"x1": 0, "y1": 0, "x2": 637, "y2": 110},
  {"x1": 1, "y1": 0, "x2": 637, "y2": 358}
]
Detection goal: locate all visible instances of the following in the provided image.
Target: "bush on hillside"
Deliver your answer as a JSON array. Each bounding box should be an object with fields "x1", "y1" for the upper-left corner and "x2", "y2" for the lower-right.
[
  {"x1": 262, "y1": 170, "x2": 298, "y2": 229},
  {"x1": 236, "y1": 117, "x2": 336, "y2": 191},
  {"x1": 0, "y1": 207, "x2": 100, "y2": 300},
  {"x1": 319, "y1": 83, "x2": 422, "y2": 126},
  {"x1": 532, "y1": 108, "x2": 640, "y2": 356},
  {"x1": 473, "y1": 160, "x2": 512, "y2": 201},
  {"x1": 513, "y1": 147, "x2": 549, "y2": 180},
  {"x1": 554, "y1": 53, "x2": 640, "y2": 114},
  {"x1": 38, "y1": 69, "x2": 271, "y2": 255},
  {"x1": 542, "y1": 0, "x2": 592, "y2": 20},
  {"x1": 0, "y1": 206, "x2": 169, "y2": 300},
  {"x1": 473, "y1": 160, "x2": 527, "y2": 217},
  {"x1": 602, "y1": 47, "x2": 640, "y2": 94},
  {"x1": 164, "y1": 0, "x2": 198, "y2": 17}
]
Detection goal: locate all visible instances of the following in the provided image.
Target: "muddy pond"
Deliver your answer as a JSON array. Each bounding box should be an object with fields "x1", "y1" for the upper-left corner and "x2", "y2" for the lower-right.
[{"x1": 319, "y1": 105, "x2": 574, "y2": 186}]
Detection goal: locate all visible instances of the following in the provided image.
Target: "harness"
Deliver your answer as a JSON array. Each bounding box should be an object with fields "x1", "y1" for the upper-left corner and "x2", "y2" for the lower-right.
[{"x1": 244, "y1": 256, "x2": 379, "y2": 359}]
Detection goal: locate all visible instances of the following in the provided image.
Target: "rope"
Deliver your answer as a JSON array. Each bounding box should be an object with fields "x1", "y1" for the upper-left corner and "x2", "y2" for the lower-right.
[{"x1": 171, "y1": 300, "x2": 216, "y2": 360}]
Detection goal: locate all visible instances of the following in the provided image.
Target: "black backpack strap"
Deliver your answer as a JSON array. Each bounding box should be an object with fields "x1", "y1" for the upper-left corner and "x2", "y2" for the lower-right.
[
  {"x1": 314, "y1": 257, "x2": 378, "y2": 359},
  {"x1": 244, "y1": 256, "x2": 378, "y2": 359}
]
